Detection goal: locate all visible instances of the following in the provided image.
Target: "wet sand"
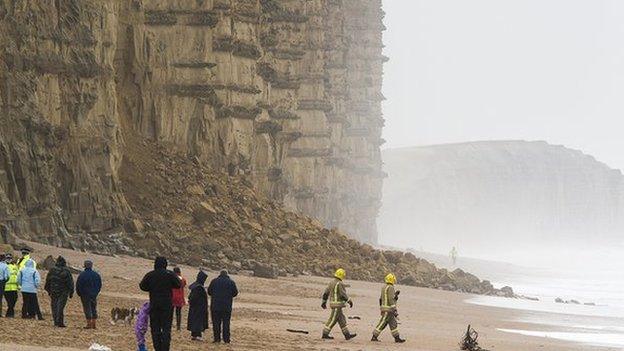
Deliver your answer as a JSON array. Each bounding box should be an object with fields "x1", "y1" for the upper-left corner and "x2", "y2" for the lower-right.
[{"x1": 0, "y1": 242, "x2": 610, "y2": 350}]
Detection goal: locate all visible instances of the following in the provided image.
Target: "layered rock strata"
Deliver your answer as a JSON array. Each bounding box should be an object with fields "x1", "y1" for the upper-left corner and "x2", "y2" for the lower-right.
[{"x1": 0, "y1": 0, "x2": 385, "y2": 244}]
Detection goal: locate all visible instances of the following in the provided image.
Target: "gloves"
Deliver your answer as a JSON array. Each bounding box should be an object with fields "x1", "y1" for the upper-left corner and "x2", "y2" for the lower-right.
[
  {"x1": 348, "y1": 300, "x2": 353, "y2": 308},
  {"x1": 321, "y1": 301, "x2": 327, "y2": 309},
  {"x1": 394, "y1": 290, "x2": 400, "y2": 301}
]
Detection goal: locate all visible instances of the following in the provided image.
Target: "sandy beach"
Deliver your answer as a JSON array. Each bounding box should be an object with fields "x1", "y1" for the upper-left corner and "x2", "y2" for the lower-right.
[{"x1": 0, "y1": 242, "x2": 612, "y2": 351}]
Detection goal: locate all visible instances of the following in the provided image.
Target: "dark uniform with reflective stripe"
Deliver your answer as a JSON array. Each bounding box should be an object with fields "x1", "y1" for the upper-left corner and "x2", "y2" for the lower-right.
[
  {"x1": 322, "y1": 278, "x2": 352, "y2": 336},
  {"x1": 373, "y1": 283, "x2": 399, "y2": 338}
]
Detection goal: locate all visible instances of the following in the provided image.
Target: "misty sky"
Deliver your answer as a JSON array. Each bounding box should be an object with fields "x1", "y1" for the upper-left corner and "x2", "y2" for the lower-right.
[{"x1": 381, "y1": 0, "x2": 624, "y2": 170}]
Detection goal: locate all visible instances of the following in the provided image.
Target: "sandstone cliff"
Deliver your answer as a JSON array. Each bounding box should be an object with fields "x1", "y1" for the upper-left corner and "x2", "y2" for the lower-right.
[
  {"x1": 0, "y1": 0, "x2": 384, "y2": 244},
  {"x1": 0, "y1": 1, "x2": 511, "y2": 295},
  {"x1": 380, "y1": 141, "x2": 624, "y2": 257}
]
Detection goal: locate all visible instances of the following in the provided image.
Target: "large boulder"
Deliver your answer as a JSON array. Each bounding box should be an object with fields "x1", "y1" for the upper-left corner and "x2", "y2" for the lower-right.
[
  {"x1": 193, "y1": 202, "x2": 217, "y2": 223},
  {"x1": 252, "y1": 262, "x2": 278, "y2": 279},
  {"x1": 41, "y1": 255, "x2": 82, "y2": 274},
  {"x1": 398, "y1": 275, "x2": 418, "y2": 286},
  {"x1": 42, "y1": 255, "x2": 56, "y2": 270},
  {"x1": 499, "y1": 286, "x2": 515, "y2": 298}
]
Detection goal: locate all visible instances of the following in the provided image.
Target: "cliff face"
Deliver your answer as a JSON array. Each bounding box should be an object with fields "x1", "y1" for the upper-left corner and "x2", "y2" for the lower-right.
[
  {"x1": 0, "y1": 0, "x2": 385, "y2": 245},
  {"x1": 380, "y1": 141, "x2": 624, "y2": 256}
]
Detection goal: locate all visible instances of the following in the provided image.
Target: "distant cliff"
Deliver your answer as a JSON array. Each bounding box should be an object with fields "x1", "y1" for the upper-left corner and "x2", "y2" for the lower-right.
[{"x1": 380, "y1": 141, "x2": 624, "y2": 255}]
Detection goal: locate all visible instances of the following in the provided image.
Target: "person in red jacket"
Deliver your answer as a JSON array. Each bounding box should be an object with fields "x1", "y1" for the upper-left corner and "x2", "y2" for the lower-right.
[{"x1": 171, "y1": 267, "x2": 187, "y2": 331}]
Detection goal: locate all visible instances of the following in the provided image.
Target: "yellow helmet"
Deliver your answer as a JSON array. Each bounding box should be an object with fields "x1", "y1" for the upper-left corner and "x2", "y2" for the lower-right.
[
  {"x1": 385, "y1": 273, "x2": 397, "y2": 285},
  {"x1": 334, "y1": 268, "x2": 346, "y2": 280}
]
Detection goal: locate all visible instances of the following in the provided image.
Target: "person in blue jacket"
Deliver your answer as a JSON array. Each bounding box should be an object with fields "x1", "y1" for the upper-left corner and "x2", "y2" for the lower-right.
[
  {"x1": 18, "y1": 259, "x2": 43, "y2": 319},
  {"x1": 76, "y1": 260, "x2": 102, "y2": 329},
  {"x1": 207, "y1": 270, "x2": 238, "y2": 344},
  {"x1": 0, "y1": 254, "x2": 10, "y2": 316}
]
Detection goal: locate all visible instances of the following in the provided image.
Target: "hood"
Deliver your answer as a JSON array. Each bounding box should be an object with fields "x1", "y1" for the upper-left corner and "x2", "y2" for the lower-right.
[
  {"x1": 154, "y1": 256, "x2": 168, "y2": 270},
  {"x1": 55, "y1": 256, "x2": 67, "y2": 267},
  {"x1": 25, "y1": 259, "x2": 35, "y2": 268},
  {"x1": 195, "y1": 270, "x2": 208, "y2": 285}
]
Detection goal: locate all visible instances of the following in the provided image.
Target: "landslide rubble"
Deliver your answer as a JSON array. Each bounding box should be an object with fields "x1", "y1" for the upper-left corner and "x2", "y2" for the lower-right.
[{"x1": 116, "y1": 135, "x2": 511, "y2": 296}]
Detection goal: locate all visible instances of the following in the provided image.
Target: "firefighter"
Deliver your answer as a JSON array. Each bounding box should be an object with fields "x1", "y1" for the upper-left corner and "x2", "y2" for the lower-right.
[
  {"x1": 371, "y1": 273, "x2": 406, "y2": 343},
  {"x1": 321, "y1": 268, "x2": 357, "y2": 340}
]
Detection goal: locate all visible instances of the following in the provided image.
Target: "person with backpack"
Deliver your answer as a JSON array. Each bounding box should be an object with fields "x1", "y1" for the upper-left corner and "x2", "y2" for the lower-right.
[
  {"x1": 44, "y1": 256, "x2": 74, "y2": 327},
  {"x1": 76, "y1": 260, "x2": 102, "y2": 329},
  {"x1": 18, "y1": 259, "x2": 43, "y2": 320}
]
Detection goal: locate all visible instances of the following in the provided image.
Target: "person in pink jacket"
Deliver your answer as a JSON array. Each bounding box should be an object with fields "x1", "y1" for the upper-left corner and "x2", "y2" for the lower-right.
[{"x1": 134, "y1": 301, "x2": 150, "y2": 351}]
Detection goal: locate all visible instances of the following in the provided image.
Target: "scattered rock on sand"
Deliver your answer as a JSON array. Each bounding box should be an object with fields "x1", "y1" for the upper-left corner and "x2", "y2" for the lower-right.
[{"x1": 521, "y1": 295, "x2": 539, "y2": 301}]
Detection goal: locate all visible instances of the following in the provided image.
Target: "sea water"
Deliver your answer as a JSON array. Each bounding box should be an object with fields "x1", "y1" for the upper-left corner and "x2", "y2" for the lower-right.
[{"x1": 466, "y1": 251, "x2": 624, "y2": 348}]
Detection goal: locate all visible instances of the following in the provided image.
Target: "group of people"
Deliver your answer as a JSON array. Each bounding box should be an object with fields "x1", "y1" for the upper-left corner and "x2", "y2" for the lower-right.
[
  {"x1": 1, "y1": 249, "x2": 406, "y2": 349},
  {"x1": 321, "y1": 268, "x2": 407, "y2": 343},
  {"x1": 137, "y1": 256, "x2": 238, "y2": 351},
  {"x1": 0, "y1": 249, "x2": 41, "y2": 319},
  {"x1": 0, "y1": 248, "x2": 102, "y2": 329}
]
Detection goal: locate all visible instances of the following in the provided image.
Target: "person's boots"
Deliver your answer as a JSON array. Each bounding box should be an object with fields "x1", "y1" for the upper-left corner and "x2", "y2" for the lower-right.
[
  {"x1": 394, "y1": 335, "x2": 406, "y2": 343},
  {"x1": 91, "y1": 319, "x2": 96, "y2": 329},
  {"x1": 344, "y1": 332, "x2": 357, "y2": 340},
  {"x1": 83, "y1": 319, "x2": 91, "y2": 329},
  {"x1": 371, "y1": 335, "x2": 380, "y2": 342},
  {"x1": 321, "y1": 332, "x2": 334, "y2": 340}
]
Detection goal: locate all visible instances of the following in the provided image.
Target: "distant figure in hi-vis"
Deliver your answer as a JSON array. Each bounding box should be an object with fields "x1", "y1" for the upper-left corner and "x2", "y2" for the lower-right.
[{"x1": 450, "y1": 246, "x2": 458, "y2": 266}]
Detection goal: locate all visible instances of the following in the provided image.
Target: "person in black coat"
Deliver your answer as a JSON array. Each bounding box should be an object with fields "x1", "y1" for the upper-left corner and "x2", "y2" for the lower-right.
[
  {"x1": 139, "y1": 257, "x2": 181, "y2": 351},
  {"x1": 44, "y1": 256, "x2": 74, "y2": 327},
  {"x1": 207, "y1": 270, "x2": 238, "y2": 343},
  {"x1": 75, "y1": 260, "x2": 102, "y2": 329},
  {"x1": 187, "y1": 270, "x2": 209, "y2": 341}
]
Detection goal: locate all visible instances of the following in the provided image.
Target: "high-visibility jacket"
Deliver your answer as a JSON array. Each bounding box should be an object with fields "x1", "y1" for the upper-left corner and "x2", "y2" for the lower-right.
[
  {"x1": 17, "y1": 254, "x2": 36, "y2": 270},
  {"x1": 5, "y1": 263, "x2": 19, "y2": 291},
  {"x1": 379, "y1": 283, "x2": 397, "y2": 312},
  {"x1": 323, "y1": 278, "x2": 351, "y2": 308}
]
